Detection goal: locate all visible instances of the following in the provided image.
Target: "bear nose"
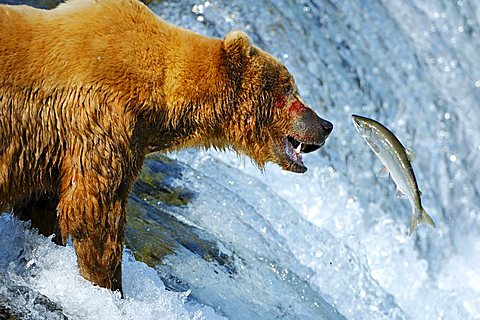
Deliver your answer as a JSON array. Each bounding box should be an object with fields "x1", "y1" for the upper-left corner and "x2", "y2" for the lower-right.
[
  {"x1": 321, "y1": 119, "x2": 333, "y2": 135},
  {"x1": 292, "y1": 108, "x2": 333, "y2": 145}
]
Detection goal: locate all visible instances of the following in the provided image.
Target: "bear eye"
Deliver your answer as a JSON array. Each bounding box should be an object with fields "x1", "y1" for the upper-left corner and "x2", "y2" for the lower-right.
[{"x1": 284, "y1": 86, "x2": 294, "y2": 96}]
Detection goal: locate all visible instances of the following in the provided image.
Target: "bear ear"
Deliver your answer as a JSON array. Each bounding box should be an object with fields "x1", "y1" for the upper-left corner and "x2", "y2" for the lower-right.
[{"x1": 223, "y1": 30, "x2": 252, "y2": 62}]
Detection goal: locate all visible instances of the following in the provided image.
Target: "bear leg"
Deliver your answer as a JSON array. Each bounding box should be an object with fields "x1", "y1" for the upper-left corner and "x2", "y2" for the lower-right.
[
  {"x1": 58, "y1": 188, "x2": 126, "y2": 294},
  {"x1": 72, "y1": 226, "x2": 124, "y2": 294},
  {"x1": 13, "y1": 195, "x2": 63, "y2": 245}
]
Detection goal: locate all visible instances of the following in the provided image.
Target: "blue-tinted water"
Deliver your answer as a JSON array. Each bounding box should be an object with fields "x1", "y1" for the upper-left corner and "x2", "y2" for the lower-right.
[{"x1": 1, "y1": 0, "x2": 479, "y2": 319}]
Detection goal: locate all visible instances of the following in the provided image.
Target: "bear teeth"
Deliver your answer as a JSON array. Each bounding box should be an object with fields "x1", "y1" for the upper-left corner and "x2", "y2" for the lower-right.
[
  {"x1": 285, "y1": 138, "x2": 303, "y2": 164},
  {"x1": 295, "y1": 143, "x2": 302, "y2": 154}
]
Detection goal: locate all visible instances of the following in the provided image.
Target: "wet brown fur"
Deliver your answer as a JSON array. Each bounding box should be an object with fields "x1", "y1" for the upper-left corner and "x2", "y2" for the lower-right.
[{"x1": 0, "y1": 0, "x2": 321, "y2": 292}]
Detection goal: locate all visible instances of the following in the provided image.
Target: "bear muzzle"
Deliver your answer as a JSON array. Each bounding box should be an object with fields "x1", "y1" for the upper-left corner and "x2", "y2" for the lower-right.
[{"x1": 283, "y1": 107, "x2": 333, "y2": 173}]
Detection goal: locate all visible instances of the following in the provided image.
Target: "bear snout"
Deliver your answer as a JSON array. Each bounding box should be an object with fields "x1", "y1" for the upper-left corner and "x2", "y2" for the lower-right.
[
  {"x1": 320, "y1": 117, "x2": 334, "y2": 135},
  {"x1": 291, "y1": 108, "x2": 333, "y2": 150},
  {"x1": 280, "y1": 107, "x2": 333, "y2": 173}
]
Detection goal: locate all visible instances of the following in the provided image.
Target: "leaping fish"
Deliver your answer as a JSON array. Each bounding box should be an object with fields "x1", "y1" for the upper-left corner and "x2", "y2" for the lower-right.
[{"x1": 351, "y1": 114, "x2": 436, "y2": 235}]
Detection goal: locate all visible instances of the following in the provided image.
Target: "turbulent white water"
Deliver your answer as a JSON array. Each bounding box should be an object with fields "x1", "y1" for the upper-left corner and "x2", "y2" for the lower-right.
[{"x1": 1, "y1": 0, "x2": 480, "y2": 319}]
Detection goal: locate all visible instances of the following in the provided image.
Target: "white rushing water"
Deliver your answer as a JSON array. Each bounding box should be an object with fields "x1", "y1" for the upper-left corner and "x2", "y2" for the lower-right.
[{"x1": 1, "y1": 0, "x2": 479, "y2": 319}]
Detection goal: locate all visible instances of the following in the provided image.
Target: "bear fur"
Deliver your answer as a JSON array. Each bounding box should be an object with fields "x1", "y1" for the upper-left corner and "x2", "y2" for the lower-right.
[{"x1": 0, "y1": 0, "x2": 332, "y2": 293}]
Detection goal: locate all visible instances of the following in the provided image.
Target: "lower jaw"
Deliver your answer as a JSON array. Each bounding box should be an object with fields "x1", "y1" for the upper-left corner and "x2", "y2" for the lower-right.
[{"x1": 283, "y1": 160, "x2": 307, "y2": 173}]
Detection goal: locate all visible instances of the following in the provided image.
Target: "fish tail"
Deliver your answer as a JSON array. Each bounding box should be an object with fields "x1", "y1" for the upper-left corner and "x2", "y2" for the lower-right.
[{"x1": 409, "y1": 208, "x2": 436, "y2": 235}]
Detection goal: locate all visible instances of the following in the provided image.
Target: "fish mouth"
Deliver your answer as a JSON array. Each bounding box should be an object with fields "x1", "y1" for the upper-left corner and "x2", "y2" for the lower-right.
[
  {"x1": 351, "y1": 114, "x2": 367, "y2": 133},
  {"x1": 283, "y1": 136, "x2": 324, "y2": 173}
]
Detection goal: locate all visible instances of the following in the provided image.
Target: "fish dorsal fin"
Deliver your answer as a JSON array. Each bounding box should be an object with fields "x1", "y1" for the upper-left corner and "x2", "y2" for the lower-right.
[
  {"x1": 396, "y1": 187, "x2": 408, "y2": 200},
  {"x1": 405, "y1": 148, "x2": 415, "y2": 162}
]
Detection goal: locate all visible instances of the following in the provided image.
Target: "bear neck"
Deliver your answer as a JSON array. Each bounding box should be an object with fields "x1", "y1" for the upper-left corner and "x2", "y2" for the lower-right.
[{"x1": 141, "y1": 34, "x2": 241, "y2": 153}]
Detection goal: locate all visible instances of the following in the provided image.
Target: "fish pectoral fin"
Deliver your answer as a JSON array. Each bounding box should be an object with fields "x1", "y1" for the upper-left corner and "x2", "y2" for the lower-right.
[
  {"x1": 395, "y1": 188, "x2": 408, "y2": 199},
  {"x1": 378, "y1": 166, "x2": 389, "y2": 177},
  {"x1": 405, "y1": 148, "x2": 415, "y2": 162}
]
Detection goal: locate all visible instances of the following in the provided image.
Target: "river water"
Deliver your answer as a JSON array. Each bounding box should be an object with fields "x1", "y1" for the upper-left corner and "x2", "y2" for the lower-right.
[{"x1": 1, "y1": 0, "x2": 479, "y2": 319}]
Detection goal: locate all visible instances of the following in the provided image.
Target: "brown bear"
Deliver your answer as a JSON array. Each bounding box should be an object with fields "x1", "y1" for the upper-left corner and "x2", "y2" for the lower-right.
[{"x1": 0, "y1": 0, "x2": 332, "y2": 293}]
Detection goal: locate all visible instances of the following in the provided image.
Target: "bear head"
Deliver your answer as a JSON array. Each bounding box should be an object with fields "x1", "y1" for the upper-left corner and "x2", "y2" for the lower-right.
[{"x1": 221, "y1": 31, "x2": 333, "y2": 173}]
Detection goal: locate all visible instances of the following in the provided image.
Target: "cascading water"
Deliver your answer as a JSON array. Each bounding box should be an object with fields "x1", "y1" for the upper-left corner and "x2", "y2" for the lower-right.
[{"x1": 0, "y1": 0, "x2": 479, "y2": 319}]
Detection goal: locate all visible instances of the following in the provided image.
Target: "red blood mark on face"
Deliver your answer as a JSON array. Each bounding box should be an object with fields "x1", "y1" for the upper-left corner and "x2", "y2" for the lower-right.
[{"x1": 287, "y1": 99, "x2": 306, "y2": 115}]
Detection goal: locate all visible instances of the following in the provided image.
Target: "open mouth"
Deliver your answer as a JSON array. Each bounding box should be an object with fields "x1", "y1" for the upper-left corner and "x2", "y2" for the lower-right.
[
  {"x1": 275, "y1": 104, "x2": 332, "y2": 174},
  {"x1": 284, "y1": 136, "x2": 322, "y2": 173}
]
